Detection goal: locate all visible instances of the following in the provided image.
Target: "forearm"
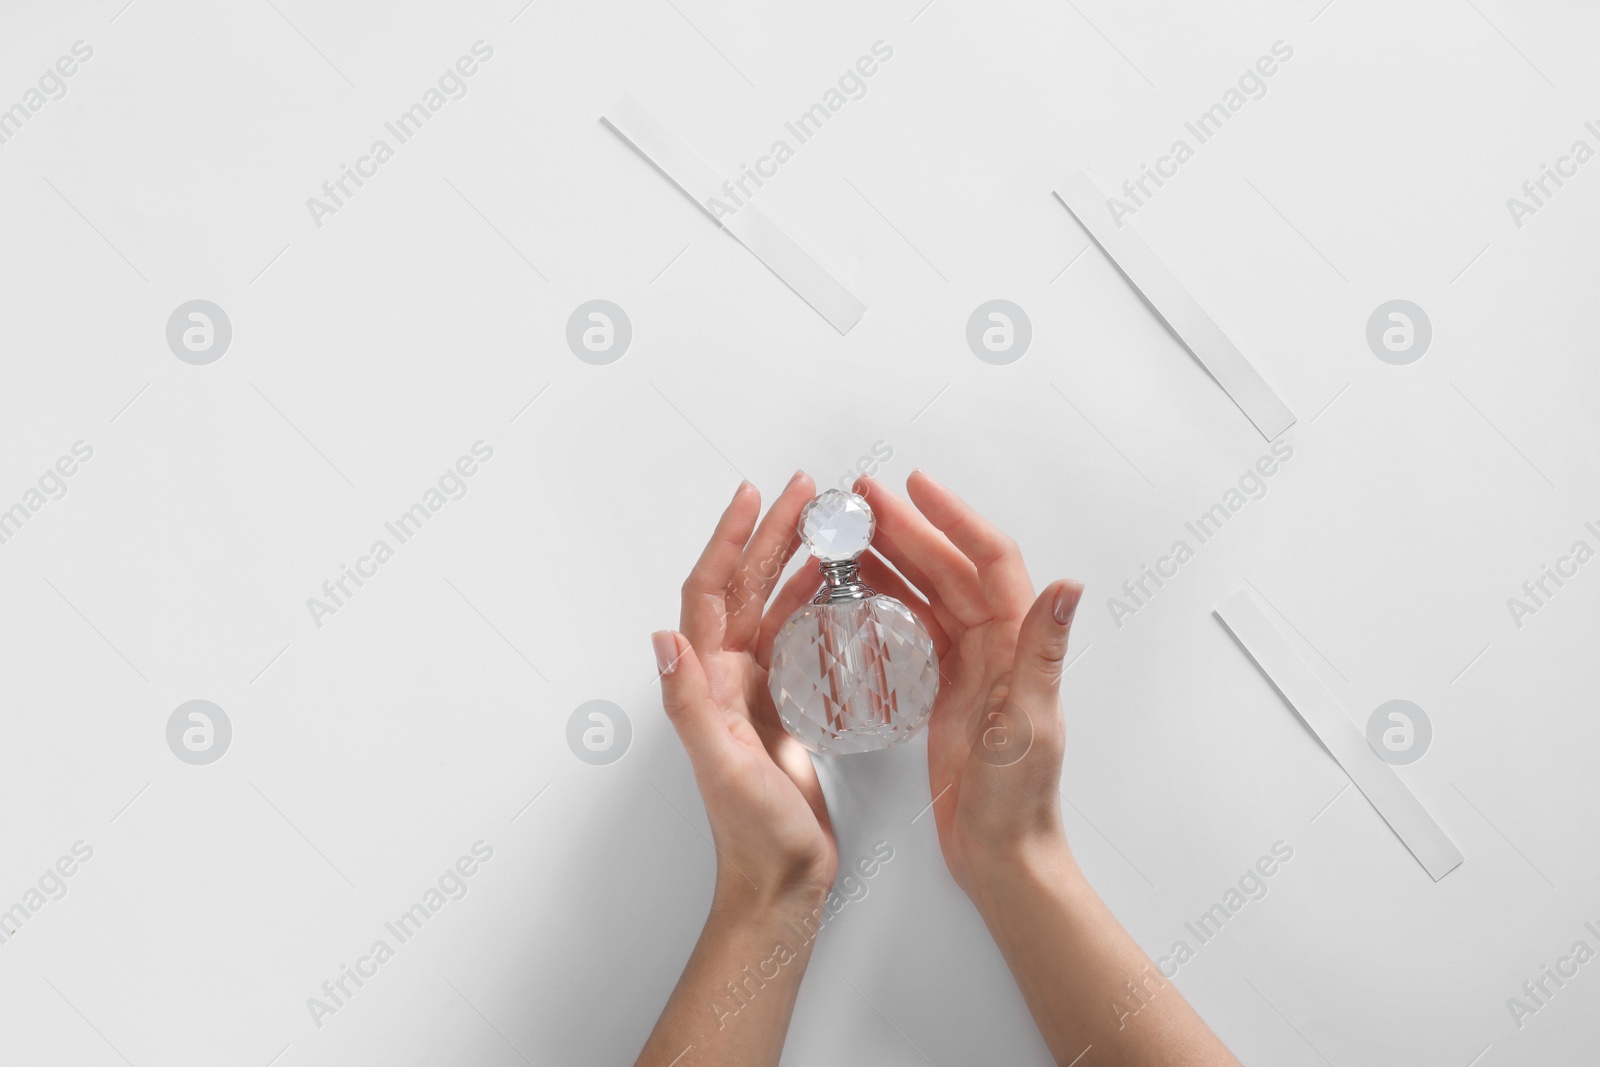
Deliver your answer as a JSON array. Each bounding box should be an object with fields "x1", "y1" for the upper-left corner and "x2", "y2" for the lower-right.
[
  {"x1": 636, "y1": 882, "x2": 826, "y2": 1067},
  {"x1": 969, "y1": 837, "x2": 1238, "y2": 1067}
]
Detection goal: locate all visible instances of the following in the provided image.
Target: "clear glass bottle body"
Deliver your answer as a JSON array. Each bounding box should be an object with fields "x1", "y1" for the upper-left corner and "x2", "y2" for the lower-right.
[{"x1": 768, "y1": 594, "x2": 938, "y2": 755}]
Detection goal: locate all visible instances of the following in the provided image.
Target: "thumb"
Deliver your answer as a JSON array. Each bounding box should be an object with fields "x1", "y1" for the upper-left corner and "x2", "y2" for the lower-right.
[
  {"x1": 652, "y1": 631, "x2": 732, "y2": 770},
  {"x1": 1009, "y1": 580, "x2": 1084, "y2": 710}
]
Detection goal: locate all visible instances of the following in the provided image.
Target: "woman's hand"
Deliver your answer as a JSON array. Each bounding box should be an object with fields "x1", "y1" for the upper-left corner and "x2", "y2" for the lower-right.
[
  {"x1": 642, "y1": 470, "x2": 1236, "y2": 1067},
  {"x1": 636, "y1": 474, "x2": 846, "y2": 1067},
  {"x1": 854, "y1": 472, "x2": 1237, "y2": 1066},
  {"x1": 652, "y1": 473, "x2": 838, "y2": 910},
  {"x1": 853, "y1": 470, "x2": 1083, "y2": 895}
]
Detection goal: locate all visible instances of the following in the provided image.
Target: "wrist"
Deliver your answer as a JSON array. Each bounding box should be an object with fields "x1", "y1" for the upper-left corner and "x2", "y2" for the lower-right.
[
  {"x1": 963, "y1": 831, "x2": 1082, "y2": 916},
  {"x1": 711, "y1": 872, "x2": 831, "y2": 926},
  {"x1": 701, "y1": 879, "x2": 829, "y2": 988}
]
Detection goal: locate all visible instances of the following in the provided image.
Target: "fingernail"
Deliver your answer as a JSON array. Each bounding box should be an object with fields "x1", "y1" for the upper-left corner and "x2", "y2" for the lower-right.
[
  {"x1": 652, "y1": 631, "x2": 679, "y2": 675},
  {"x1": 787, "y1": 469, "x2": 805, "y2": 488},
  {"x1": 1052, "y1": 581, "x2": 1083, "y2": 626}
]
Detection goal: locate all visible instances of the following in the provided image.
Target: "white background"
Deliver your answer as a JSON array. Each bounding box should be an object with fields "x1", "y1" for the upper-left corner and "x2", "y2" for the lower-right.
[{"x1": 2, "y1": 0, "x2": 1598, "y2": 1064}]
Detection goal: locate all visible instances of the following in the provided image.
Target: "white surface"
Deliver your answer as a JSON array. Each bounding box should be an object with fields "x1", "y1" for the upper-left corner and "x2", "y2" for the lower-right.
[
  {"x1": 603, "y1": 94, "x2": 868, "y2": 333},
  {"x1": 1215, "y1": 586, "x2": 1463, "y2": 881},
  {"x1": 1055, "y1": 171, "x2": 1296, "y2": 440},
  {"x1": 1, "y1": 1, "x2": 1597, "y2": 1065}
]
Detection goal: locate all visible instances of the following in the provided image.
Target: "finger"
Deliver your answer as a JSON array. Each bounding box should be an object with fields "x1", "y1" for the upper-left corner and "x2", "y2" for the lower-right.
[
  {"x1": 858, "y1": 549, "x2": 951, "y2": 659},
  {"x1": 860, "y1": 530, "x2": 963, "y2": 639},
  {"x1": 755, "y1": 561, "x2": 823, "y2": 667},
  {"x1": 1007, "y1": 580, "x2": 1084, "y2": 714},
  {"x1": 855, "y1": 475, "x2": 988, "y2": 628},
  {"x1": 724, "y1": 470, "x2": 815, "y2": 650},
  {"x1": 653, "y1": 630, "x2": 733, "y2": 770},
  {"x1": 681, "y1": 481, "x2": 760, "y2": 651},
  {"x1": 906, "y1": 470, "x2": 1034, "y2": 621}
]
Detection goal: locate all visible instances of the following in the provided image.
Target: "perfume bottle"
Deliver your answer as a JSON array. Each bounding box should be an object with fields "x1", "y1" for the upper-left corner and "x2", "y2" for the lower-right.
[{"x1": 768, "y1": 490, "x2": 939, "y2": 754}]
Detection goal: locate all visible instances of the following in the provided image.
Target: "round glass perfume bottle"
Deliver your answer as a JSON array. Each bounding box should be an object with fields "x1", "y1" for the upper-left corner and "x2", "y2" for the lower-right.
[{"x1": 768, "y1": 490, "x2": 939, "y2": 754}]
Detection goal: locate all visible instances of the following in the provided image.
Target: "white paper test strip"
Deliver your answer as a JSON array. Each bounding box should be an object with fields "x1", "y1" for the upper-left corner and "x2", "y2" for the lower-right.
[
  {"x1": 602, "y1": 95, "x2": 866, "y2": 334},
  {"x1": 1214, "y1": 588, "x2": 1464, "y2": 881},
  {"x1": 1054, "y1": 172, "x2": 1295, "y2": 441}
]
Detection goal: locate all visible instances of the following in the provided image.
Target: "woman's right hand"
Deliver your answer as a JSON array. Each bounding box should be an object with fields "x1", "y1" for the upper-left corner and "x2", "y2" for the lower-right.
[{"x1": 852, "y1": 471, "x2": 1083, "y2": 896}]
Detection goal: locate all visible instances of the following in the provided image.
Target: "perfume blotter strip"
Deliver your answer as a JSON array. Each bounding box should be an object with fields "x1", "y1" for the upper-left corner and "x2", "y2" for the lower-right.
[
  {"x1": 602, "y1": 95, "x2": 867, "y2": 334},
  {"x1": 1214, "y1": 588, "x2": 1464, "y2": 881},
  {"x1": 1054, "y1": 171, "x2": 1295, "y2": 441}
]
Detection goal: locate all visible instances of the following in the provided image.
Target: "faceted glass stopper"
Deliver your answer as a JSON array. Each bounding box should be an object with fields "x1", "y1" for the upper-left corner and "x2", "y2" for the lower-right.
[{"x1": 800, "y1": 490, "x2": 874, "y2": 563}]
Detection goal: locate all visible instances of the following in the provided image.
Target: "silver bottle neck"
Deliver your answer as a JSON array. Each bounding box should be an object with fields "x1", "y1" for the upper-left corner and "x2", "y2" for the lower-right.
[{"x1": 812, "y1": 559, "x2": 876, "y2": 603}]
